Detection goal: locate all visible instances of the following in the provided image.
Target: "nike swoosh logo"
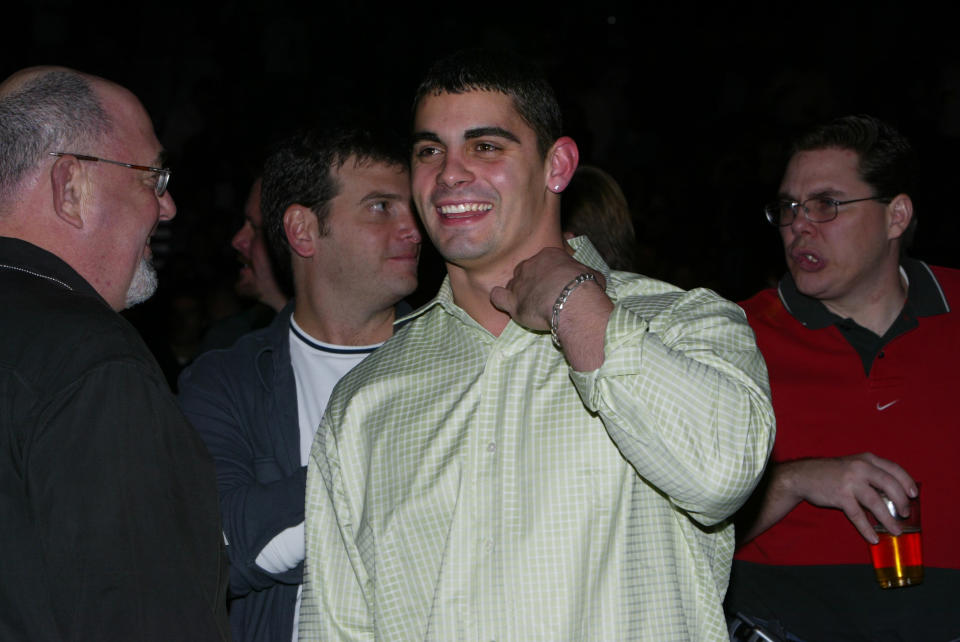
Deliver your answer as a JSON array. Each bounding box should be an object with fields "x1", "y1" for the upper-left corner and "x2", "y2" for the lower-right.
[{"x1": 877, "y1": 400, "x2": 899, "y2": 411}]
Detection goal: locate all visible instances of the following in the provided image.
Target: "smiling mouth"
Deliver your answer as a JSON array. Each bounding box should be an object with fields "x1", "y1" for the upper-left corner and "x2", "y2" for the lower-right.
[{"x1": 437, "y1": 203, "x2": 493, "y2": 218}]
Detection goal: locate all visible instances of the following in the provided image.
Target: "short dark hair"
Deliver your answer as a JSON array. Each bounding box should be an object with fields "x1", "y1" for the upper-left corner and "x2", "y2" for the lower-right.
[
  {"x1": 260, "y1": 126, "x2": 409, "y2": 296},
  {"x1": 413, "y1": 49, "x2": 563, "y2": 158},
  {"x1": 0, "y1": 70, "x2": 111, "y2": 205},
  {"x1": 792, "y1": 114, "x2": 918, "y2": 248},
  {"x1": 561, "y1": 165, "x2": 639, "y2": 272}
]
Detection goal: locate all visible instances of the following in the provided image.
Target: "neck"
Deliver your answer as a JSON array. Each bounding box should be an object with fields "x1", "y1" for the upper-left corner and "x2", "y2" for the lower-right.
[
  {"x1": 446, "y1": 262, "x2": 513, "y2": 336},
  {"x1": 822, "y1": 265, "x2": 907, "y2": 336},
  {"x1": 292, "y1": 295, "x2": 396, "y2": 346},
  {"x1": 260, "y1": 289, "x2": 288, "y2": 313},
  {"x1": 445, "y1": 233, "x2": 567, "y2": 336}
]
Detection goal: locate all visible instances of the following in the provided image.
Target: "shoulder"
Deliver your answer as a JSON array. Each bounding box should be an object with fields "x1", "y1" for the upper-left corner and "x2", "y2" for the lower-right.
[
  {"x1": 188, "y1": 322, "x2": 278, "y2": 373},
  {"x1": 930, "y1": 264, "x2": 960, "y2": 298},
  {"x1": 179, "y1": 319, "x2": 284, "y2": 396},
  {"x1": 349, "y1": 310, "x2": 439, "y2": 377},
  {"x1": 323, "y1": 308, "x2": 447, "y2": 416},
  {"x1": 738, "y1": 287, "x2": 783, "y2": 321},
  {"x1": 5, "y1": 281, "x2": 162, "y2": 389},
  {"x1": 610, "y1": 270, "x2": 748, "y2": 329}
]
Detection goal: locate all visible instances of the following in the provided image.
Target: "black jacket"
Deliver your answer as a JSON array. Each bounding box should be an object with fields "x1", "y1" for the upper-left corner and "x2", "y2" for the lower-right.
[
  {"x1": 178, "y1": 304, "x2": 304, "y2": 642},
  {"x1": 0, "y1": 236, "x2": 230, "y2": 641}
]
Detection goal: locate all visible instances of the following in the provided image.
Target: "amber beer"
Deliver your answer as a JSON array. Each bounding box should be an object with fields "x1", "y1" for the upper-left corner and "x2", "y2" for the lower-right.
[
  {"x1": 869, "y1": 528, "x2": 923, "y2": 588},
  {"x1": 867, "y1": 491, "x2": 923, "y2": 589}
]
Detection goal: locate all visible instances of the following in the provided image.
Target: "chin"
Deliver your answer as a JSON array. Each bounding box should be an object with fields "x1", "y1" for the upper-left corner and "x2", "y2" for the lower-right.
[
  {"x1": 234, "y1": 281, "x2": 259, "y2": 300},
  {"x1": 792, "y1": 275, "x2": 831, "y2": 300},
  {"x1": 124, "y1": 259, "x2": 158, "y2": 309}
]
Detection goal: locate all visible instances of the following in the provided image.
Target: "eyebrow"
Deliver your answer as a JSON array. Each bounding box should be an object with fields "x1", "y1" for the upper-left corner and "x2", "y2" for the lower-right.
[
  {"x1": 411, "y1": 126, "x2": 522, "y2": 146},
  {"x1": 778, "y1": 187, "x2": 844, "y2": 201},
  {"x1": 360, "y1": 191, "x2": 404, "y2": 203},
  {"x1": 465, "y1": 126, "x2": 521, "y2": 144},
  {"x1": 411, "y1": 131, "x2": 442, "y2": 145},
  {"x1": 154, "y1": 149, "x2": 168, "y2": 167}
]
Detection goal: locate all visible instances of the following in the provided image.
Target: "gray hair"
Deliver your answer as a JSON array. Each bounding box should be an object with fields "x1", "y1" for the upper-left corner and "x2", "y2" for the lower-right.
[{"x1": 0, "y1": 70, "x2": 111, "y2": 204}]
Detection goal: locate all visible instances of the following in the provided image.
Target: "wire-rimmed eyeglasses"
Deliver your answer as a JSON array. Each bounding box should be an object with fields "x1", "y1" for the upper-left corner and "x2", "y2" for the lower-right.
[
  {"x1": 764, "y1": 196, "x2": 889, "y2": 227},
  {"x1": 48, "y1": 152, "x2": 171, "y2": 197}
]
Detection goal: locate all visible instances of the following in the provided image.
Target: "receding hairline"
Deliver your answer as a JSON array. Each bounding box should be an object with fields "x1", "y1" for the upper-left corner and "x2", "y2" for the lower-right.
[
  {"x1": 0, "y1": 66, "x2": 109, "y2": 97},
  {"x1": 1, "y1": 66, "x2": 130, "y2": 138}
]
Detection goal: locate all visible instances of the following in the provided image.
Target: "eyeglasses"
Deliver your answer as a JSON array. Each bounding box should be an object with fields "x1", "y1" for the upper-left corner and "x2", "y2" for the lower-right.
[
  {"x1": 48, "y1": 152, "x2": 171, "y2": 197},
  {"x1": 763, "y1": 195, "x2": 889, "y2": 227}
]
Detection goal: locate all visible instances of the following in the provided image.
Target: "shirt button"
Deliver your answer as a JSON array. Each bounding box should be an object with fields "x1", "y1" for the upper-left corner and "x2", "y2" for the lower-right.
[
  {"x1": 487, "y1": 441, "x2": 497, "y2": 453},
  {"x1": 483, "y1": 538, "x2": 495, "y2": 552}
]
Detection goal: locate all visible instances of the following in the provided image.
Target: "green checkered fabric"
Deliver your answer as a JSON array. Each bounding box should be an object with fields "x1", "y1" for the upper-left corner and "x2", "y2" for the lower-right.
[{"x1": 301, "y1": 238, "x2": 775, "y2": 641}]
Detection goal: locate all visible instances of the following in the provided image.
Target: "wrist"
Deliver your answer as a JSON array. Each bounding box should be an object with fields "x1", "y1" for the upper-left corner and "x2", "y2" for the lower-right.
[
  {"x1": 774, "y1": 460, "x2": 810, "y2": 504},
  {"x1": 551, "y1": 273, "x2": 597, "y2": 349}
]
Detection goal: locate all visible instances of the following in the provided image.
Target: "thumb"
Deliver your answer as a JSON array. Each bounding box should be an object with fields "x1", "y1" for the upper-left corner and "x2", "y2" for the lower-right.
[{"x1": 489, "y1": 286, "x2": 514, "y2": 314}]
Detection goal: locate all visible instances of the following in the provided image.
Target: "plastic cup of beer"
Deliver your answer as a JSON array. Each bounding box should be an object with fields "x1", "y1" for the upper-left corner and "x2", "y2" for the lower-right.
[{"x1": 866, "y1": 487, "x2": 923, "y2": 589}]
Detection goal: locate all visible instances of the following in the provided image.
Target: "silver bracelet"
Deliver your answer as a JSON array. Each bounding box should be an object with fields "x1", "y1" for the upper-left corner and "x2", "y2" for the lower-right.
[{"x1": 551, "y1": 273, "x2": 596, "y2": 349}]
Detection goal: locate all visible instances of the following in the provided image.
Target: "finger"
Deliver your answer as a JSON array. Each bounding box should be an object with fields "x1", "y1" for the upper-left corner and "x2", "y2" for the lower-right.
[
  {"x1": 861, "y1": 453, "x2": 918, "y2": 499},
  {"x1": 593, "y1": 270, "x2": 607, "y2": 291},
  {"x1": 489, "y1": 285, "x2": 515, "y2": 314},
  {"x1": 845, "y1": 506, "x2": 882, "y2": 544},
  {"x1": 874, "y1": 480, "x2": 913, "y2": 522},
  {"x1": 858, "y1": 487, "x2": 902, "y2": 537}
]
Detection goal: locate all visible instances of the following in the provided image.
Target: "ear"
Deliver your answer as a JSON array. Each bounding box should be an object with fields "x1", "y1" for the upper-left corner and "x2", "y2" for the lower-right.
[
  {"x1": 283, "y1": 204, "x2": 316, "y2": 259},
  {"x1": 50, "y1": 155, "x2": 85, "y2": 229},
  {"x1": 886, "y1": 193, "x2": 913, "y2": 241},
  {"x1": 545, "y1": 136, "x2": 579, "y2": 194}
]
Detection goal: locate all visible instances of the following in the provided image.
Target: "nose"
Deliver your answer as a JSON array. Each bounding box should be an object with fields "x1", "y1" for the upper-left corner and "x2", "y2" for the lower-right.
[
  {"x1": 396, "y1": 203, "x2": 422, "y2": 244},
  {"x1": 438, "y1": 151, "x2": 473, "y2": 188},
  {"x1": 232, "y1": 221, "x2": 253, "y2": 253},
  {"x1": 159, "y1": 190, "x2": 176, "y2": 221},
  {"x1": 788, "y1": 204, "x2": 817, "y2": 237}
]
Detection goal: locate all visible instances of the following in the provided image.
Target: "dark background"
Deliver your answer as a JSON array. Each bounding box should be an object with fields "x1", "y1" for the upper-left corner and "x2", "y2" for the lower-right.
[{"x1": 5, "y1": 1, "x2": 959, "y2": 378}]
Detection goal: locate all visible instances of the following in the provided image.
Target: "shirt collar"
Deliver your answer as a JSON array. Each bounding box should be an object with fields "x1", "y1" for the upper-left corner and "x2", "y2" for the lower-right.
[
  {"x1": 566, "y1": 235, "x2": 613, "y2": 281},
  {"x1": 400, "y1": 236, "x2": 614, "y2": 325},
  {"x1": 0, "y1": 236, "x2": 105, "y2": 304},
  {"x1": 777, "y1": 257, "x2": 951, "y2": 329}
]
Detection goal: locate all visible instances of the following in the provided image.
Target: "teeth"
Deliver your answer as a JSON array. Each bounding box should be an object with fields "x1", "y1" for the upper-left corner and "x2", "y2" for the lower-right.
[
  {"x1": 439, "y1": 203, "x2": 492, "y2": 215},
  {"x1": 803, "y1": 253, "x2": 820, "y2": 263}
]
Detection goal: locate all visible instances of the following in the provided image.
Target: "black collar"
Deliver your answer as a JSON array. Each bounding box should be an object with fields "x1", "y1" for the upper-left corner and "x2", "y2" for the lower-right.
[
  {"x1": 777, "y1": 257, "x2": 950, "y2": 330},
  {"x1": 0, "y1": 236, "x2": 105, "y2": 303}
]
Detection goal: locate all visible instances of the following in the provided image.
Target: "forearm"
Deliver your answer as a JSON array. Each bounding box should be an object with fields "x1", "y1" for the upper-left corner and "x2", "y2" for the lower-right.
[
  {"x1": 179, "y1": 373, "x2": 307, "y2": 589},
  {"x1": 553, "y1": 279, "x2": 613, "y2": 372},
  {"x1": 255, "y1": 522, "x2": 305, "y2": 574},
  {"x1": 736, "y1": 453, "x2": 918, "y2": 545},
  {"x1": 572, "y1": 291, "x2": 776, "y2": 523},
  {"x1": 220, "y1": 466, "x2": 308, "y2": 592},
  {"x1": 736, "y1": 461, "x2": 803, "y2": 544}
]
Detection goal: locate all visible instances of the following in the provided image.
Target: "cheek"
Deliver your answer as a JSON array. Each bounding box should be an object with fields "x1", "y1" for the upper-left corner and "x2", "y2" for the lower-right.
[
  {"x1": 779, "y1": 228, "x2": 793, "y2": 248},
  {"x1": 252, "y1": 242, "x2": 270, "y2": 265},
  {"x1": 411, "y1": 167, "x2": 435, "y2": 196}
]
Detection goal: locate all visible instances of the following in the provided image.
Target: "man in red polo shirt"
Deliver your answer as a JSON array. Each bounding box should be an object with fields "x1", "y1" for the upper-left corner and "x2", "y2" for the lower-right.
[{"x1": 727, "y1": 115, "x2": 960, "y2": 641}]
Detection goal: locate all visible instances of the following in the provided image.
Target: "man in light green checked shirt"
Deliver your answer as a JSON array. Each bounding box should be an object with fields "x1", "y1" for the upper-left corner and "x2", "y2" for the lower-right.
[{"x1": 300, "y1": 49, "x2": 775, "y2": 641}]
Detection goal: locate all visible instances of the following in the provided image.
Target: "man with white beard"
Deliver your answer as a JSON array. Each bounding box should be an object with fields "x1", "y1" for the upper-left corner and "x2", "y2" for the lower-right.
[{"x1": 0, "y1": 66, "x2": 229, "y2": 641}]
